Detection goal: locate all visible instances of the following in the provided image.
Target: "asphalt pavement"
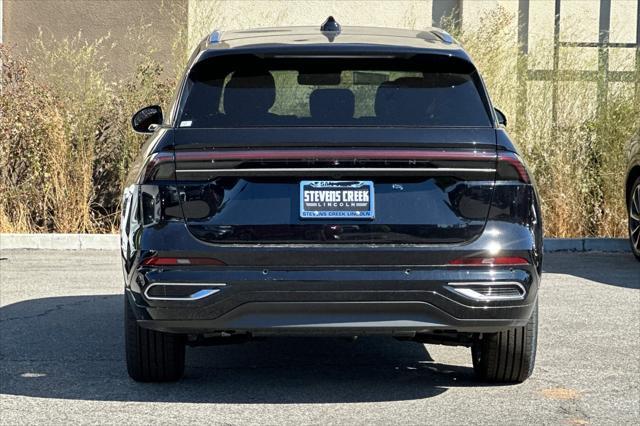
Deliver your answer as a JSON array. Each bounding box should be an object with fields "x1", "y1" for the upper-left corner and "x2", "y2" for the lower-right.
[{"x1": 0, "y1": 250, "x2": 638, "y2": 425}]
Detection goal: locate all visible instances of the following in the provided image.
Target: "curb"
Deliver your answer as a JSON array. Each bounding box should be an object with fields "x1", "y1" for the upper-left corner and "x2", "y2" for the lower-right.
[
  {"x1": 544, "y1": 238, "x2": 631, "y2": 253},
  {"x1": 0, "y1": 233, "x2": 119, "y2": 250},
  {"x1": 0, "y1": 234, "x2": 631, "y2": 252}
]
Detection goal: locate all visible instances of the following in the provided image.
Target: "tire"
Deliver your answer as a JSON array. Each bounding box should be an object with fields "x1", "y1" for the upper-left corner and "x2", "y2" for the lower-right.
[
  {"x1": 471, "y1": 301, "x2": 538, "y2": 383},
  {"x1": 124, "y1": 294, "x2": 185, "y2": 382},
  {"x1": 629, "y1": 176, "x2": 640, "y2": 261}
]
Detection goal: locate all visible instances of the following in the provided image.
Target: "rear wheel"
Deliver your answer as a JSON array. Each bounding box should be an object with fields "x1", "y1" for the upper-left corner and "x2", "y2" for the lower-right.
[
  {"x1": 629, "y1": 176, "x2": 640, "y2": 261},
  {"x1": 124, "y1": 294, "x2": 185, "y2": 382},
  {"x1": 471, "y1": 301, "x2": 538, "y2": 383}
]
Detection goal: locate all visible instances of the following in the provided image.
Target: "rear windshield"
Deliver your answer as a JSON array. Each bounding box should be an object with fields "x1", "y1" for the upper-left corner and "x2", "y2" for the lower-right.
[{"x1": 178, "y1": 55, "x2": 493, "y2": 128}]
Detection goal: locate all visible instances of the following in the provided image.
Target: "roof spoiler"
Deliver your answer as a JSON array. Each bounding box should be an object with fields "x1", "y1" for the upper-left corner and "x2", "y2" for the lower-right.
[{"x1": 430, "y1": 29, "x2": 454, "y2": 44}]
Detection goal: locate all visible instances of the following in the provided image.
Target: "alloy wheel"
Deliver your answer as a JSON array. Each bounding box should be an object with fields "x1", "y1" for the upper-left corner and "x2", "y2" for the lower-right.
[{"x1": 630, "y1": 180, "x2": 640, "y2": 253}]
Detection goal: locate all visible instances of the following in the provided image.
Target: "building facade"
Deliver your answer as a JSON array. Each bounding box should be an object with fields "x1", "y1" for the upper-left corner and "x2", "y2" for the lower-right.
[
  {"x1": 1, "y1": 0, "x2": 638, "y2": 88},
  {"x1": 2, "y1": 1, "x2": 637, "y2": 66},
  {"x1": 0, "y1": 0, "x2": 187, "y2": 75}
]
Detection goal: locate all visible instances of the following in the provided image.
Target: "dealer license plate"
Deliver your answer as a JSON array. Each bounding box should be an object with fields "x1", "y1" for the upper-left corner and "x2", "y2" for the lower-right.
[{"x1": 300, "y1": 181, "x2": 375, "y2": 219}]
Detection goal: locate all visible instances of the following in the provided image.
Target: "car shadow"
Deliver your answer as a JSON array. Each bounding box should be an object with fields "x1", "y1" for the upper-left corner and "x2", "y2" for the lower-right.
[
  {"x1": 0, "y1": 295, "x2": 486, "y2": 404},
  {"x1": 543, "y1": 252, "x2": 639, "y2": 289}
]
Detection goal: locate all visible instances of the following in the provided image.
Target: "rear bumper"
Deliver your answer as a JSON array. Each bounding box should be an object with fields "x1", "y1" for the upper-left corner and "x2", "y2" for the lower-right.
[
  {"x1": 136, "y1": 301, "x2": 532, "y2": 335},
  {"x1": 127, "y1": 265, "x2": 539, "y2": 335},
  {"x1": 123, "y1": 186, "x2": 543, "y2": 336}
]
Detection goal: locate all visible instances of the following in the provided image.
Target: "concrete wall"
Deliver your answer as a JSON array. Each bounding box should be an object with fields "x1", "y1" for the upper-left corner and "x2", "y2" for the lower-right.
[
  {"x1": 2, "y1": 0, "x2": 637, "y2": 76},
  {"x1": 188, "y1": 0, "x2": 435, "y2": 48},
  {"x1": 187, "y1": 0, "x2": 638, "y2": 54},
  {"x1": 2, "y1": 0, "x2": 187, "y2": 76}
]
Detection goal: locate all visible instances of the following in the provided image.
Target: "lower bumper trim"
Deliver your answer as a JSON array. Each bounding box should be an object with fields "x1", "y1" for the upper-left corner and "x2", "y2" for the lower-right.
[{"x1": 137, "y1": 301, "x2": 530, "y2": 335}]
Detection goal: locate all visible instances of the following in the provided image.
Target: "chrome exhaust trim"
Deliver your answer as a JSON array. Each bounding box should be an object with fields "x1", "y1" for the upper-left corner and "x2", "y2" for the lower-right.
[
  {"x1": 144, "y1": 282, "x2": 226, "y2": 301},
  {"x1": 446, "y1": 281, "x2": 526, "y2": 302}
]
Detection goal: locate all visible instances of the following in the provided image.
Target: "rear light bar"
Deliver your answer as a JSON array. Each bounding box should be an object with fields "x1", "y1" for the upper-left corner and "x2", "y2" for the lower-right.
[
  {"x1": 139, "y1": 150, "x2": 531, "y2": 179},
  {"x1": 142, "y1": 257, "x2": 226, "y2": 266},
  {"x1": 141, "y1": 149, "x2": 530, "y2": 182},
  {"x1": 173, "y1": 149, "x2": 499, "y2": 178},
  {"x1": 448, "y1": 257, "x2": 529, "y2": 266},
  {"x1": 175, "y1": 167, "x2": 495, "y2": 177},
  {"x1": 173, "y1": 149, "x2": 497, "y2": 162}
]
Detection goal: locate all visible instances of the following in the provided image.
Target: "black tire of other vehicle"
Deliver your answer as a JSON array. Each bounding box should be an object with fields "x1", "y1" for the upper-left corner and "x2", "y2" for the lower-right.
[
  {"x1": 629, "y1": 177, "x2": 640, "y2": 261},
  {"x1": 471, "y1": 300, "x2": 538, "y2": 383},
  {"x1": 124, "y1": 295, "x2": 186, "y2": 382}
]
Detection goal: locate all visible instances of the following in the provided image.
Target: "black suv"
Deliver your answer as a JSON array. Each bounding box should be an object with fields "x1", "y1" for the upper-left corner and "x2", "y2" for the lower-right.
[{"x1": 122, "y1": 18, "x2": 542, "y2": 383}]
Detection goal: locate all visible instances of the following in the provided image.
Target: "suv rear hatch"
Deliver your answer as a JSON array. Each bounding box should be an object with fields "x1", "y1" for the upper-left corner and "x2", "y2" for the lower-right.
[{"x1": 172, "y1": 54, "x2": 498, "y2": 244}]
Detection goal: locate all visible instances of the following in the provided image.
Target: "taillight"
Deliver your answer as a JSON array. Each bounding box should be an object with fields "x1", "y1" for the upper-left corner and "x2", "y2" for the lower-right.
[
  {"x1": 138, "y1": 184, "x2": 183, "y2": 226},
  {"x1": 497, "y1": 152, "x2": 530, "y2": 183},
  {"x1": 142, "y1": 257, "x2": 226, "y2": 266},
  {"x1": 448, "y1": 256, "x2": 529, "y2": 266},
  {"x1": 138, "y1": 152, "x2": 174, "y2": 184},
  {"x1": 136, "y1": 152, "x2": 181, "y2": 227}
]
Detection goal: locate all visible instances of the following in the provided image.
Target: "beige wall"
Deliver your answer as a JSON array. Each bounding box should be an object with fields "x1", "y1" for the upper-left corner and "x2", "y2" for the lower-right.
[
  {"x1": 188, "y1": 0, "x2": 435, "y2": 48},
  {"x1": 523, "y1": 0, "x2": 638, "y2": 69},
  {"x1": 2, "y1": 0, "x2": 187, "y2": 75},
  {"x1": 2, "y1": 0, "x2": 637, "y2": 75},
  {"x1": 187, "y1": 0, "x2": 638, "y2": 55}
]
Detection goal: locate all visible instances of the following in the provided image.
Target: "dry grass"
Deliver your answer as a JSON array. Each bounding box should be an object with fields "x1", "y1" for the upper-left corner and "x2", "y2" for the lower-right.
[
  {"x1": 0, "y1": 5, "x2": 637, "y2": 236},
  {"x1": 451, "y1": 7, "x2": 638, "y2": 238},
  {"x1": 0, "y1": 33, "x2": 175, "y2": 233}
]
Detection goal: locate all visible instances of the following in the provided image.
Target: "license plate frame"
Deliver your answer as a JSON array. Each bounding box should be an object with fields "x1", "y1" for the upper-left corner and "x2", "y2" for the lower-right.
[{"x1": 299, "y1": 180, "x2": 375, "y2": 219}]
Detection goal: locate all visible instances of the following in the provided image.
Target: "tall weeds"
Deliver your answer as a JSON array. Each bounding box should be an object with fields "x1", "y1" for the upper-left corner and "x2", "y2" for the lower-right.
[
  {"x1": 0, "y1": 6, "x2": 637, "y2": 236},
  {"x1": 0, "y1": 33, "x2": 175, "y2": 233},
  {"x1": 451, "y1": 6, "x2": 638, "y2": 238}
]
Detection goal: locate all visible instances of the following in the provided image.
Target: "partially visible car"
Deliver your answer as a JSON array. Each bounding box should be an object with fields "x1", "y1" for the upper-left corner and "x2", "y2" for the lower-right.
[{"x1": 626, "y1": 130, "x2": 640, "y2": 260}]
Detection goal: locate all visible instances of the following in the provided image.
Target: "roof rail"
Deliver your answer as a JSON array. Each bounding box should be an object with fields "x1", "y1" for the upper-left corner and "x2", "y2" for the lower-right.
[
  {"x1": 209, "y1": 30, "x2": 222, "y2": 44},
  {"x1": 430, "y1": 29, "x2": 454, "y2": 44}
]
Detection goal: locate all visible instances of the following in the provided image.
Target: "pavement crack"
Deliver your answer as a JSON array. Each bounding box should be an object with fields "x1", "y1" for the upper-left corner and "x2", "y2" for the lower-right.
[{"x1": 0, "y1": 297, "x2": 106, "y2": 322}]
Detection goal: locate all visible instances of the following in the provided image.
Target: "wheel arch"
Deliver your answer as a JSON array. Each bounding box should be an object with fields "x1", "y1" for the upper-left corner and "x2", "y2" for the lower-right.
[{"x1": 627, "y1": 165, "x2": 640, "y2": 206}]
